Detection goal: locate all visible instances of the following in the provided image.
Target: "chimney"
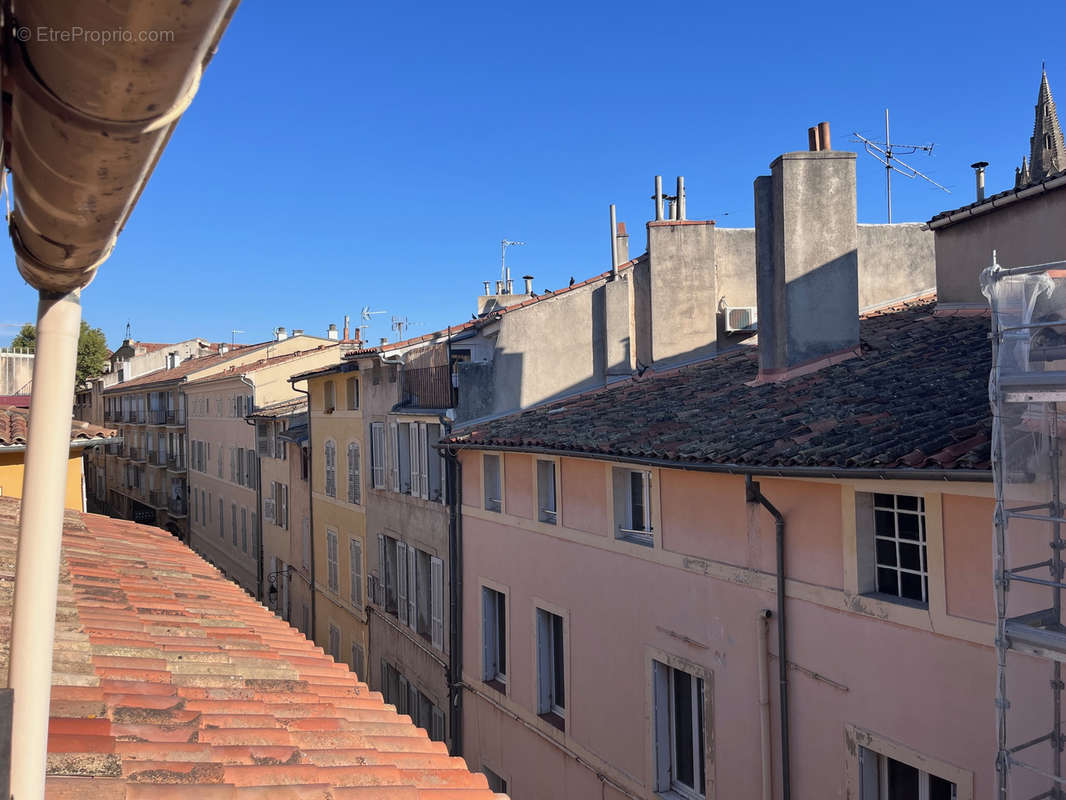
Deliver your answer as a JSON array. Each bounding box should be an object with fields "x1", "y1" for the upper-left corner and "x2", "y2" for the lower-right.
[
  {"x1": 506, "y1": 279, "x2": 514, "y2": 294},
  {"x1": 327, "y1": 323, "x2": 339, "y2": 340},
  {"x1": 483, "y1": 281, "x2": 492, "y2": 296},
  {"x1": 292, "y1": 328, "x2": 304, "y2": 337},
  {"x1": 676, "y1": 176, "x2": 686, "y2": 221},
  {"x1": 523, "y1": 275, "x2": 534, "y2": 294},
  {"x1": 615, "y1": 221, "x2": 629, "y2": 265},
  {"x1": 495, "y1": 280, "x2": 504, "y2": 294},
  {"x1": 610, "y1": 204, "x2": 619, "y2": 276},
  {"x1": 971, "y1": 161, "x2": 989, "y2": 203},
  {"x1": 807, "y1": 121, "x2": 832, "y2": 151},
  {"x1": 343, "y1": 315, "x2": 350, "y2": 341},
  {"x1": 276, "y1": 326, "x2": 288, "y2": 341},
  {"x1": 380, "y1": 337, "x2": 389, "y2": 346},
  {"x1": 754, "y1": 140, "x2": 859, "y2": 380},
  {"x1": 653, "y1": 175, "x2": 664, "y2": 221}
]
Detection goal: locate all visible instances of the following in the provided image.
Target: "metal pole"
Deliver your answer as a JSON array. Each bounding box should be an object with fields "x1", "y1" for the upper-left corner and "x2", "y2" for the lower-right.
[
  {"x1": 610, "y1": 204, "x2": 619, "y2": 277},
  {"x1": 8, "y1": 289, "x2": 82, "y2": 799},
  {"x1": 885, "y1": 109, "x2": 893, "y2": 223},
  {"x1": 1052, "y1": 405, "x2": 1063, "y2": 797},
  {"x1": 677, "y1": 176, "x2": 686, "y2": 221},
  {"x1": 654, "y1": 176, "x2": 664, "y2": 221}
]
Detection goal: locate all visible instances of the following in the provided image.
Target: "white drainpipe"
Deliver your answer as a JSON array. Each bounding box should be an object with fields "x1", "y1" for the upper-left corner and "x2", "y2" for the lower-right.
[{"x1": 8, "y1": 290, "x2": 82, "y2": 799}]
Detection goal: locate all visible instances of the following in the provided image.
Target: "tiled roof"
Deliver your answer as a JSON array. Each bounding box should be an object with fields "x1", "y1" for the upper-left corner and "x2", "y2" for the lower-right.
[
  {"x1": 928, "y1": 168, "x2": 1066, "y2": 227},
  {"x1": 102, "y1": 343, "x2": 273, "y2": 393},
  {"x1": 0, "y1": 497, "x2": 504, "y2": 798},
  {"x1": 184, "y1": 346, "x2": 340, "y2": 386},
  {"x1": 449, "y1": 298, "x2": 992, "y2": 475},
  {"x1": 0, "y1": 406, "x2": 119, "y2": 448},
  {"x1": 248, "y1": 398, "x2": 307, "y2": 419}
]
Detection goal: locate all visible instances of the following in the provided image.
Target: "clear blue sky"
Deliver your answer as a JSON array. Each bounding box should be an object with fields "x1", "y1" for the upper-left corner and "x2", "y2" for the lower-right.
[{"x1": 0, "y1": 0, "x2": 1058, "y2": 349}]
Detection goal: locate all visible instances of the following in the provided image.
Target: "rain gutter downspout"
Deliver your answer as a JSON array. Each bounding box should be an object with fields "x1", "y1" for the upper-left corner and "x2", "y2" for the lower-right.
[
  {"x1": 288, "y1": 377, "x2": 315, "y2": 639},
  {"x1": 756, "y1": 608, "x2": 773, "y2": 800},
  {"x1": 746, "y1": 476, "x2": 790, "y2": 800},
  {"x1": 8, "y1": 290, "x2": 82, "y2": 800}
]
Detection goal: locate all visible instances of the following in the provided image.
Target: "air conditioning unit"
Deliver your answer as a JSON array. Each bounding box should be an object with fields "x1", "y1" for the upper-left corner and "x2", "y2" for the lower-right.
[
  {"x1": 264, "y1": 498, "x2": 275, "y2": 523},
  {"x1": 724, "y1": 305, "x2": 757, "y2": 333}
]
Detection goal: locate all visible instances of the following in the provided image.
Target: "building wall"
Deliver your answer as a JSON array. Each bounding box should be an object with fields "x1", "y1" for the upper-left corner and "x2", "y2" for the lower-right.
[
  {"x1": 186, "y1": 377, "x2": 259, "y2": 594},
  {"x1": 856, "y1": 223, "x2": 935, "y2": 309},
  {"x1": 0, "y1": 450, "x2": 84, "y2": 510},
  {"x1": 933, "y1": 188, "x2": 1066, "y2": 305},
  {"x1": 0, "y1": 349, "x2": 34, "y2": 396},
  {"x1": 306, "y1": 368, "x2": 369, "y2": 678},
  {"x1": 458, "y1": 451, "x2": 1013, "y2": 800}
]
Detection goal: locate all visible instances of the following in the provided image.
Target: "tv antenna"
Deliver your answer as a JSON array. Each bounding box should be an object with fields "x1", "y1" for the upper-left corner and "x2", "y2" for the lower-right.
[
  {"x1": 501, "y1": 239, "x2": 525, "y2": 289},
  {"x1": 360, "y1": 306, "x2": 387, "y2": 322},
  {"x1": 231, "y1": 329, "x2": 245, "y2": 345},
  {"x1": 391, "y1": 316, "x2": 410, "y2": 338},
  {"x1": 852, "y1": 109, "x2": 950, "y2": 222}
]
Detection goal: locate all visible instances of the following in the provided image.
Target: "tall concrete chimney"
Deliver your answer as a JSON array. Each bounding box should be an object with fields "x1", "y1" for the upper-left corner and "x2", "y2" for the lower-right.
[
  {"x1": 971, "y1": 161, "x2": 989, "y2": 202},
  {"x1": 754, "y1": 148, "x2": 859, "y2": 380},
  {"x1": 343, "y1": 315, "x2": 350, "y2": 341},
  {"x1": 327, "y1": 323, "x2": 339, "y2": 340},
  {"x1": 615, "y1": 222, "x2": 629, "y2": 265}
]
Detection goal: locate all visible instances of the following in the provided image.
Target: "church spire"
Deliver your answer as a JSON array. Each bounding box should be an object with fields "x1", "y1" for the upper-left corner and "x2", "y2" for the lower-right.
[{"x1": 1029, "y1": 66, "x2": 1065, "y2": 183}]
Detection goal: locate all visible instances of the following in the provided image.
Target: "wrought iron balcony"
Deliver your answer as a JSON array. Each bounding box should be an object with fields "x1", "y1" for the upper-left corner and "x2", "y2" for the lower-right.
[
  {"x1": 167, "y1": 453, "x2": 187, "y2": 472},
  {"x1": 148, "y1": 450, "x2": 167, "y2": 467},
  {"x1": 167, "y1": 409, "x2": 186, "y2": 425},
  {"x1": 128, "y1": 447, "x2": 143, "y2": 462},
  {"x1": 148, "y1": 409, "x2": 167, "y2": 425},
  {"x1": 168, "y1": 497, "x2": 187, "y2": 516},
  {"x1": 399, "y1": 365, "x2": 456, "y2": 409}
]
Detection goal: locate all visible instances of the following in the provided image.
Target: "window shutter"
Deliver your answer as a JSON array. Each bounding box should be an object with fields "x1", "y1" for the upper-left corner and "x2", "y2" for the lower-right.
[
  {"x1": 398, "y1": 675, "x2": 409, "y2": 715},
  {"x1": 377, "y1": 534, "x2": 386, "y2": 605},
  {"x1": 653, "y1": 661, "x2": 671, "y2": 790},
  {"x1": 418, "y1": 423, "x2": 429, "y2": 500},
  {"x1": 388, "y1": 422, "x2": 399, "y2": 492},
  {"x1": 536, "y1": 610, "x2": 551, "y2": 713},
  {"x1": 303, "y1": 516, "x2": 310, "y2": 570},
  {"x1": 282, "y1": 484, "x2": 288, "y2": 529},
  {"x1": 408, "y1": 683, "x2": 419, "y2": 726},
  {"x1": 431, "y1": 556, "x2": 444, "y2": 651},
  {"x1": 407, "y1": 545, "x2": 417, "y2": 631},
  {"x1": 409, "y1": 427, "x2": 421, "y2": 498},
  {"x1": 397, "y1": 542, "x2": 408, "y2": 625},
  {"x1": 350, "y1": 537, "x2": 363, "y2": 610},
  {"x1": 230, "y1": 448, "x2": 235, "y2": 482},
  {"x1": 257, "y1": 423, "x2": 268, "y2": 456},
  {"x1": 482, "y1": 590, "x2": 494, "y2": 678}
]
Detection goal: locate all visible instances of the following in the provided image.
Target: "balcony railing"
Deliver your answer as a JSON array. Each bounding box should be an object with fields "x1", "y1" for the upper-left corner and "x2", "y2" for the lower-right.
[
  {"x1": 148, "y1": 409, "x2": 167, "y2": 425},
  {"x1": 167, "y1": 453, "x2": 187, "y2": 471},
  {"x1": 168, "y1": 497, "x2": 187, "y2": 516},
  {"x1": 167, "y1": 410, "x2": 186, "y2": 425},
  {"x1": 399, "y1": 365, "x2": 456, "y2": 409},
  {"x1": 127, "y1": 447, "x2": 142, "y2": 461},
  {"x1": 148, "y1": 450, "x2": 167, "y2": 467}
]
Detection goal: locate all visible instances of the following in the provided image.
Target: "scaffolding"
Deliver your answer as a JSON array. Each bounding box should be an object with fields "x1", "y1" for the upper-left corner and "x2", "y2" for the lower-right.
[{"x1": 988, "y1": 257, "x2": 1066, "y2": 799}]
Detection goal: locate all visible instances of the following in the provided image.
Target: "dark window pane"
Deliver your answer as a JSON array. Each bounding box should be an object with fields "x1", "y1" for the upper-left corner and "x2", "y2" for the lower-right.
[
  {"x1": 875, "y1": 510, "x2": 896, "y2": 535},
  {"x1": 553, "y1": 615, "x2": 565, "y2": 709},
  {"x1": 877, "y1": 568, "x2": 899, "y2": 596},
  {"x1": 696, "y1": 677, "x2": 705, "y2": 795},
  {"x1": 929, "y1": 774, "x2": 955, "y2": 800},
  {"x1": 898, "y1": 512, "x2": 922, "y2": 540},
  {"x1": 874, "y1": 493, "x2": 895, "y2": 508},
  {"x1": 630, "y1": 472, "x2": 645, "y2": 530},
  {"x1": 901, "y1": 572, "x2": 924, "y2": 602},
  {"x1": 887, "y1": 758, "x2": 920, "y2": 800},
  {"x1": 673, "y1": 670, "x2": 694, "y2": 789},
  {"x1": 899, "y1": 543, "x2": 922, "y2": 571},
  {"x1": 496, "y1": 594, "x2": 506, "y2": 675},
  {"x1": 876, "y1": 539, "x2": 898, "y2": 567},
  {"x1": 896, "y1": 495, "x2": 920, "y2": 511}
]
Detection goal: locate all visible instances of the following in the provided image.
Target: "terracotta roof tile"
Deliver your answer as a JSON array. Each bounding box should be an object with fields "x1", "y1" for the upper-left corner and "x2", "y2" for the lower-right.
[
  {"x1": 102, "y1": 342, "x2": 274, "y2": 393},
  {"x1": 450, "y1": 297, "x2": 992, "y2": 474},
  {"x1": 0, "y1": 405, "x2": 119, "y2": 447},
  {"x1": 0, "y1": 497, "x2": 503, "y2": 798}
]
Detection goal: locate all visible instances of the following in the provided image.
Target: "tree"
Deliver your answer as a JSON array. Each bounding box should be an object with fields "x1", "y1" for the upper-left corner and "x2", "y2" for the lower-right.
[{"x1": 12, "y1": 321, "x2": 109, "y2": 386}]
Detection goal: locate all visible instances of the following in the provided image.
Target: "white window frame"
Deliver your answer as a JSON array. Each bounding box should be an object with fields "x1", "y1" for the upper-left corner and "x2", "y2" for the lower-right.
[
  {"x1": 615, "y1": 467, "x2": 654, "y2": 547},
  {"x1": 537, "y1": 458, "x2": 557, "y2": 525},
  {"x1": 652, "y1": 658, "x2": 707, "y2": 800},
  {"x1": 481, "y1": 584, "x2": 507, "y2": 689},
  {"x1": 388, "y1": 421, "x2": 400, "y2": 492},
  {"x1": 431, "y1": 555, "x2": 444, "y2": 651},
  {"x1": 535, "y1": 606, "x2": 566, "y2": 722},
  {"x1": 371, "y1": 422, "x2": 386, "y2": 489},
  {"x1": 483, "y1": 453, "x2": 502, "y2": 513},
  {"x1": 870, "y1": 493, "x2": 928, "y2": 605},
  {"x1": 349, "y1": 536, "x2": 363, "y2": 611}
]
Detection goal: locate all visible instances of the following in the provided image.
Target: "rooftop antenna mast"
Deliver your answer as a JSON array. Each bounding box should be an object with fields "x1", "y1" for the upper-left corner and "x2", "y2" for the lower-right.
[
  {"x1": 501, "y1": 239, "x2": 525, "y2": 292},
  {"x1": 360, "y1": 306, "x2": 388, "y2": 322},
  {"x1": 231, "y1": 329, "x2": 245, "y2": 346},
  {"x1": 852, "y1": 109, "x2": 950, "y2": 222}
]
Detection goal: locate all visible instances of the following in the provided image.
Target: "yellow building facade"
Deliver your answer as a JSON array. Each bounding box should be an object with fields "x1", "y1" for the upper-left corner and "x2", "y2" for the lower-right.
[
  {"x1": 0, "y1": 450, "x2": 88, "y2": 510},
  {"x1": 303, "y1": 362, "x2": 369, "y2": 680}
]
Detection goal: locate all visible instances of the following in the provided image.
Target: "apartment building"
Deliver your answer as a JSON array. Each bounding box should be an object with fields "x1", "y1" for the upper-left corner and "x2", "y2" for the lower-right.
[
  {"x1": 98, "y1": 334, "x2": 333, "y2": 539},
  {"x1": 185, "y1": 344, "x2": 340, "y2": 596},
  {"x1": 443, "y1": 143, "x2": 1004, "y2": 799},
  {"x1": 252, "y1": 399, "x2": 314, "y2": 638}
]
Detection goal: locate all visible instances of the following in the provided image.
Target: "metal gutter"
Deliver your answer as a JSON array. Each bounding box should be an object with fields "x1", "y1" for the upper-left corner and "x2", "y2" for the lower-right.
[
  {"x1": 435, "y1": 441, "x2": 993, "y2": 483},
  {"x1": 287, "y1": 377, "x2": 316, "y2": 640},
  {"x1": 928, "y1": 173, "x2": 1066, "y2": 230}
]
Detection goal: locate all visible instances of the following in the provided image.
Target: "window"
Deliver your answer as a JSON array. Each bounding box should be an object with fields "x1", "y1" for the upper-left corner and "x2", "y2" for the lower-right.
[
  {"x1": 653, "y1": 661, "x2": 706, "y2": 799},
  {"x1": 351, "y1": 642, "x2": 365, "y2": 679},
  {"x1": 300, "y1": 446, "x2": 309, "y2": 481},
  {"x1": 327, "y1": 529, "x2": 339, "y2": 593},
  {"x1": 482, "y1": 587, "x2": 506, "y2": 688},
  {"x1": 537, "y1": 459, "x2": 557, "y2": 524},
  {"x1": 388, "y1": 422, "x2": 399, "y2": 491},
  {"x1": 256, "y1": 421, "x2": 273, "y2": 458},
  {"x1": 484, "y1": 454, "x2": 502, "y2": 512},
  {"x1": 379, "y1": 534, "x2": 398, "y2": 613},
  {"x1": 231, "y1": 503, "x2": 238, "y2": 546},
  {"x1": 328, "y1": 623, "x2": 341, "y2": 662},
  {"x1": 274, "y1": 422, "x2": 286, "y2": 461},
  {"x1": 219, "y1": 499, "x2": 223, "y2": 538},
  {"x1": 271, "y1": 482, "x2": 289, "y2": 530},
  {"x1": 867, "y1": 493, "x2": 928, "y2": 604},
  {"x1": 302, "y1": 516, "x2": 310, "y2": 570},
  {"x1": 324, "y1": 380, "x2": 336, "y2": 412},
  {"x1": 346, "y1": 376, "x2": 359, "y2": 410},
  {"x1": 427, "y1": 424, "x2": 445, "y2": 502},
  {"x1": 241, "y1": 507, "x2": 247, "y2": 553},
  {"x1": 536, "y1": 608, "x2": 565, "y2": 727},
  {"x1": 482, "y1": 768, "x2": 507, "y2": 794},
  {"x1": 371, "y1": 423, "x2": 386, "y2": 489},
  {"x1": 349, "y1": 537, "x2": 363, "y2": 611},
  {"x1": 324, "y1": 440, "x2": 337, "y2": 498},
  {"x1": 347, "y1": 442, "x2": 361, "y2": 504},
  {"x1": 859, "y1": 748, "x2": 956, "y2": 800},
  {"x1": 398, "y1": 423, "x2": 413, "y2": 493},
  {"x1": 613, "y1": 467, "x2": 653, "y2": 546}
]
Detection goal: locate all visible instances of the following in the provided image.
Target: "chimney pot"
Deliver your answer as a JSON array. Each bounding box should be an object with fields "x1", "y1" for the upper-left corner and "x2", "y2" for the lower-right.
[
  {"x1": 276, "y1": 327, "x2": 288, "y2": 341},
  {"x1": 523, "y1": 274, "x2": 534, "y2": 294},
  {"x1": 328, "y1": 323, "x2": 339, "y2": 341},
  {"x1": 483, "y1": 281, "x2": 492, "y2": 296},
  {"x1": 380, "y1": 337, "x2": 388, "y2": 346},
  {"x1": 676, "y1": 177, "x2": 686, "y2": 220},
  {"x1": 496, "y1": 280, "x2": 504, "y2": 294},
  {"x1": 971, "y1": 161, "x2": 989, "y2": 203},
  {"x1": 343, "y1": 315, "x2": 350, "y2": 341},
  {"x1": 293, "y1": 328, "x2": 304, "y2": 336},
  {"x1": 817, "y1": 121, "x2": 831, "y2": 150}
]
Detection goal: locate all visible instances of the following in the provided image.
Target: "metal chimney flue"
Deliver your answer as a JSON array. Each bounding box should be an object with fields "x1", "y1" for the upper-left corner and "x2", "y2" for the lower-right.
[
  {"x1": 343, "y1": 315, "x2": 350, "y2": 341},
  {"x1": 808, "y1": 122, "x2": 832, "y2": 151},
  {"x1": 653, "y1": 175, "x2": 664, "y2": 221},
  {"x1": 523, "y1": 274, "x2": 534, "y2": 294},
  {"x1": 327, "y1": 324, "x2": 339, "y2": 340},
  {"x1": 483, "y1": 281, "x2": 492, "y2": 296},
  {"x1": 971, "y1": 161, "x2": 989, "y2": 203},
  {"x1": 676, "y1": 176, "x2": 686, "y2": 221},
  {"x1": 609, "y1": 204, "x2": 619, "y2": 276},
  {"x1": 495, "y1": 280, "x2": 504, "y2": 294}
]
